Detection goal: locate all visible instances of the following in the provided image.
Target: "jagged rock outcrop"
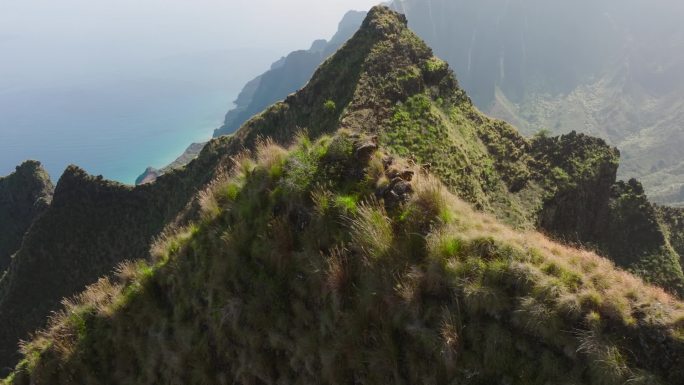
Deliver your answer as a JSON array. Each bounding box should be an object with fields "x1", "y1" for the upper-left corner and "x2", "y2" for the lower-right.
[
  {"x1": 532, "y1": 132, "x2": 620, "y2": 244},
  {"x1": 529, "y1": 132, "x2": 684, "y2": 293},
  {"x1": 0, "y1": 161, "x2": 53, "y2": 273}
]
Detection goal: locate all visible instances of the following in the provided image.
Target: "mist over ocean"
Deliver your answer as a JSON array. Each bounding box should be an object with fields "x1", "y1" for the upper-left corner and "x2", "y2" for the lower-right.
[
  {"x1": 0, "y1": 0, "x2": 376, "y2": 184},
  {"x1": 0, "y1": 49, "x2": 276, "y2": 184}
]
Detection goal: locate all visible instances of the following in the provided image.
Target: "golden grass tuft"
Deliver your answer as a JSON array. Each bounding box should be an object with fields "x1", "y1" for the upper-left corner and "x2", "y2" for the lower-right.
[
  {"x1": 229, "y1": 150, "x2": 256, "y2": 181},
  {"x1": 324, "y1": 246, "x2": 351, "y2": 308},
  {"x1": 350, "y1": 200, "x2": 393, "y2": 261},
  {"x1": 19, "y1": 273, "x2": 127, "y2": 361},
  {"x1": 256, "y1": 138, "x2": 288, "y2": 175}
]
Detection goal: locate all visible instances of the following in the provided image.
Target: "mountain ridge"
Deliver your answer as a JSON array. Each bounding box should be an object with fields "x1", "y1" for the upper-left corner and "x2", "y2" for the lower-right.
[
  {"x1": 1, "y1": 5, "x2": 683, "y2": 382},
  {"x1": 204, "y1": 0, "x2": 684, "y2": 295},
  {"x1": 0, "y1": 161, "x2": 53, "y2": 274}
]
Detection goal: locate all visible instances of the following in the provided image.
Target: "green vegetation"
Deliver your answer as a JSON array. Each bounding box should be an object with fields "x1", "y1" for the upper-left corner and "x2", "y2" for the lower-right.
[
  {"x1": 323, "y1": 99, "x2": 337, "y2": 113},
  {"x1": 659, "y1": 206, "x2": 684, "y2": 263},
  {"x1": 424, "y1": 56, "x2": 447, "y2": 74},
  {"x1": 6, "y1": 132, "x2": 684, "y2": 385}
]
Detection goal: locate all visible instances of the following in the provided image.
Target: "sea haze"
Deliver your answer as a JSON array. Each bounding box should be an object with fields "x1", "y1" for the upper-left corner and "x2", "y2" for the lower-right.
[
  {"x1": 0, "y1": 48, "x2": 276, "y2": 184},
  {"x1": 0, "y1": 0, "x2": 380, "y2": 184}
]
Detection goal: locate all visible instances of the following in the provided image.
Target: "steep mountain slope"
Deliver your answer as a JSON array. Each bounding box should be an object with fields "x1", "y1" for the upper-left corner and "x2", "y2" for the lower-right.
[
  {"x1": 390, "y1": 0, "x2": 684, "y2": 206},
  {"x1": 1, "y1": 5, "x2": 683, "y2": 379},
  {"x1": 7, "y1": 128, "x2": 684, "y2": 384},
  {"x1": 213, "y1": 10, "x2": 366, "y2": 138},
  {"x1": 658, "y1": 206, "x2": 684, "y2": 267},
  {"x1": 0, "y1": 161, "x2": 53, "y2": 273},
  {"x1": 134, "y1": 11, "x2": 367, "y2": 186}
]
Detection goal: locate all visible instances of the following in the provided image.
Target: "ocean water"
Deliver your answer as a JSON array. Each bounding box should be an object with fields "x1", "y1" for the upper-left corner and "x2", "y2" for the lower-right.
[
  {"x1": 1, "y1": 82, "x2": 217, "y2": 184},
  {"x1": 0, "y1": 50, "x2": 276, "y2": 185}
]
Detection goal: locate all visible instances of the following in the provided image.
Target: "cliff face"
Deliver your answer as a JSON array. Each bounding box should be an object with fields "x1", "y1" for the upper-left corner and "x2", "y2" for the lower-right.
[
  {"x1": 212, "y1": 10, "x2": 366, "y2": 138},
  {"x1": 532, "y1": 132, "x2": 620, "y2": 245},
  {"x1": 0, "y1": 161, "x2": 53, "y2": 273}
]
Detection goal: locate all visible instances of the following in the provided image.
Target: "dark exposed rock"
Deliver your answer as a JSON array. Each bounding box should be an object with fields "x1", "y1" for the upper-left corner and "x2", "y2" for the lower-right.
[
  {"x1": 390, "y1": 178, "x2": 413, "y2": 198},
  {"x1": 0, "y1": 161, "x2": 53, "y2": 273},
  {"x1": 353, "y1": 135, "x2": 379, "y2": 161},
  {"x1": 374, "y1": 151, "x2": 415, "y2": 207},
  {"x1": 387, "y1": 168, "x2": 414, "y2": 182}
]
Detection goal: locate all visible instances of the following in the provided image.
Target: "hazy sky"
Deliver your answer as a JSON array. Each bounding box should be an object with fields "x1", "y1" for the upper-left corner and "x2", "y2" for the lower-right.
[
  {"x1": 0, "y1": 0, "x2": 382, "y2": 89},
  {"x1": 0, "y1": 0, "x2": 384, "y2": 90}
]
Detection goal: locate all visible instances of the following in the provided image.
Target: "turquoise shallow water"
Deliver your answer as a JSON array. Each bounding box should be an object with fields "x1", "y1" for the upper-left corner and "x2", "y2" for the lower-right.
[
  {"x1": 0, "y1": 80, "x2": 226, "y2": 184},
  {"x1": 0, "y1": 47, "x2": 279, "y2": 185}
]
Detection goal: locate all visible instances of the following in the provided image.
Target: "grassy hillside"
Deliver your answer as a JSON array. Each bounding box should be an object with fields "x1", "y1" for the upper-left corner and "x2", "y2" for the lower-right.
[
  {"x1": 1, "y1": 5, "x2": 683, "y2": 378},
  {"x1": 6, "y1": 131, "x2": 684, "y2": 384},
  {"x1": 0, "y1": 161, "x2": 53, "y2": 273}
]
